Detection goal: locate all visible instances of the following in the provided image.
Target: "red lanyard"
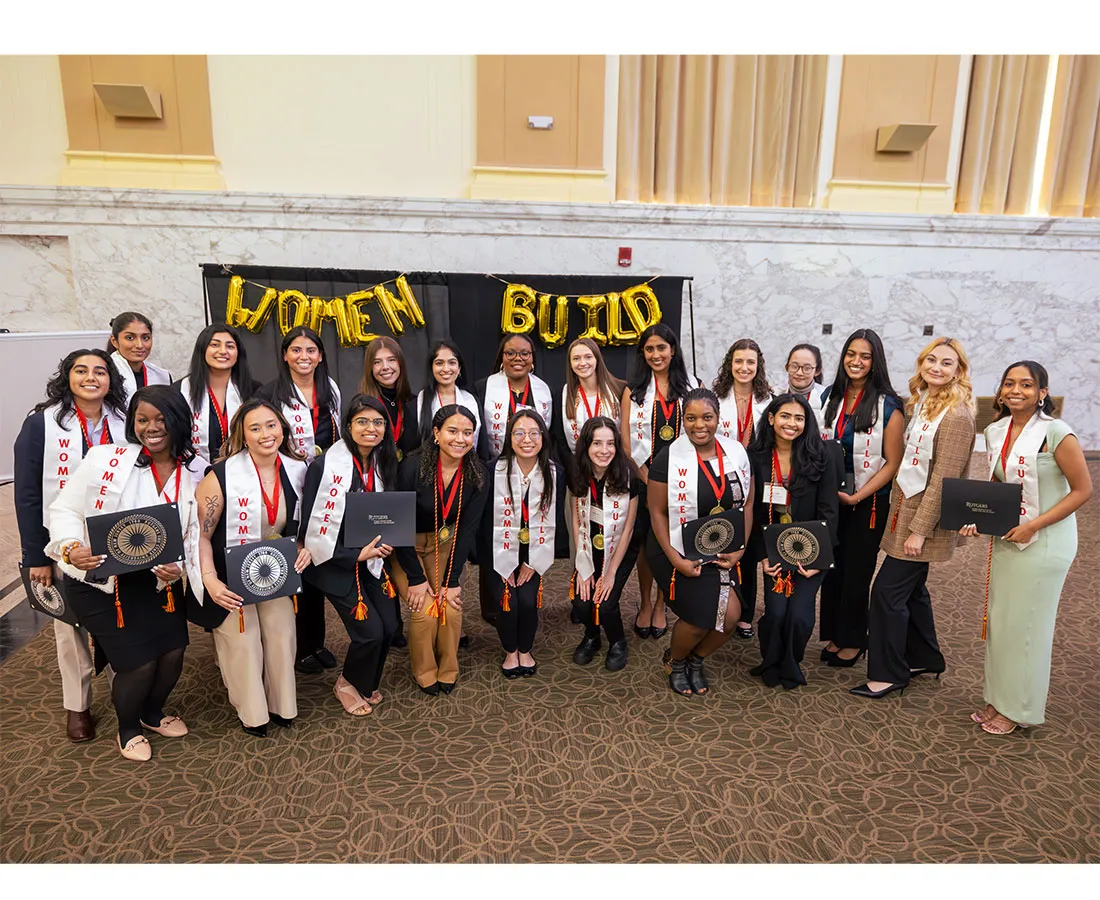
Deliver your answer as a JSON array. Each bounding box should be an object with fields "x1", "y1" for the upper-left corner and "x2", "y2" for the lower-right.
[
  {"x1": 208, "y1": 388, "x2": 229, "y2": 438},
  {"x1": 655, "y1": 382, "x2": 676, "y2": 426},
  {"x1": 579, "y1": 387, "x2": 600, "y2": 419},
  {"x1": 590, "y1": 478, "x2": 600, "y2": 503},
  {"x1": 771, "y1": 448, "x2": 790, "y2": 487},
  {"x1": 509, "y1": 379, "x2": 531, "y2": 415},
  {"x1": 383, "y1": 399, "x2": 403, "y2": 442},
  {"x1": 737, "y1": 394, "x2": 753, "y2": 443},
  {"x1": 251, "y1": 456, "x2": 282, "y2": 528},
  {"x1": 147, "y1": 455, "x2": 181, "y2": 504},
  {"x1": 352, "y1": 455, "x2": 375, "y2": 492},
  {"x1": 521, "y1": 491, "x2": 529, "y2": 526},
  {"x1": 697, "y1": 449, "x2": 727, "y2": 503},
  {"x1": 310, "y1": 383, "x2": 319, "y2": 433},
  {"x1": 438, "y1": 457, "x2": 462, "y2": 522},
  {"x1": 836, "y1": 388, "x2": 864, "y2": 438},
  {"x1": 74, "y1": 407, "x2": 110, "y2": 449},
  {"x1": 998, "y1": 421, "x2": 1015, "y2": 481},
  {"x1": 139, "y1": 363, "x2": 148, "y2": 386}
]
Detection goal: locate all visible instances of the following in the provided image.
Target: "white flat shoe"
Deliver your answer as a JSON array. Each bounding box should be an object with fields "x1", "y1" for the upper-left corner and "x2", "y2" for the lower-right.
[
  {"x1": 141, "y1": 715, "x2": 189, "y2": 738},
  {"x1": 117, "y1": 734, "x2": 152, "y2": 761}
]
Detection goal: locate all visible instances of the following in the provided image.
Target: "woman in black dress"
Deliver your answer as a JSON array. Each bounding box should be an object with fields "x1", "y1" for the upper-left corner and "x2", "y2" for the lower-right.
[
  {"x1": 569, "y1": 416, "x2": 642, "y2": 672},
  {"x1": 301, "y1": 395, "x2": 401, "y2": 717},
  {"x1": 647, "y1": 388, "x2": 754, "y2": 696},
  {"x1": 46, "y1": 386, "x2": 202, "y2": 761},
  {"x1": 747, "y1": 394, "x2": 839, "y2": 689}
]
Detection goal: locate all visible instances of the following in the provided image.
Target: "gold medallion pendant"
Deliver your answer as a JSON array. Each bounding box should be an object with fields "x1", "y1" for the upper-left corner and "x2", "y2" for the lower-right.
[
  {"x1": 592, "y1": 533, "x2": 605, "y2": 550},
  {"x1": 779, "y1": 512, "x2": 793, "y2": 525},
  {"x1": 438, "y1": 525, "x2": 452, "y2": 543},
  {"x1": 659, "y1": 424, "x2": 675, "y2": 441},
  {"x1": 518, "y1": 527, "x2": 531, "y2": 544},
  {"x1": 396, "y1": 449, "x2": 404, "y2": 462},
  {"x1": 710, "y1": 505, "x2": 724, "y2": 515},
  {"x1": 314, "y1": 445, "x2": 323, "y2": 457},
  {"x1": 265, "y1": 532, "x2": 281, "y2": 541}
]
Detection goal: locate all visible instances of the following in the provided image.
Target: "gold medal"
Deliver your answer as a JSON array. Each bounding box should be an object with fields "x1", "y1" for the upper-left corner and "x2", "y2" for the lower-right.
[
  {"x1": 265, "y1": 532, "x2": 281, "y2": 541},
  {"x1": 314, "y1": 445, "x2": 323, "y2": 457},
  {"x1": 396, "y1": 448, "x2": 404, "y2": 462},
  {"x1": 659, "y1": 424, "x2": 675, "y2": 441},
  {"x1": 779, "y1": 512, "x2": 792, "y2": 525},
  {"x1": 592, "y1": 533, "x2": 605, "y2": 550},
  {"x1": 710, "y1": 505, "x2": 724, "y2": 515},
  {"x1": 438, "y1": 525, "x2": 452, "y2": 543},
  {"x1": 518, "y1": 527, "x2": 531, "y2": 544}
]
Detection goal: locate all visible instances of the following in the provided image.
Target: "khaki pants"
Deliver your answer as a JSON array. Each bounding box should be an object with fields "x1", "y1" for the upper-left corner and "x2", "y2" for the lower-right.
[
  {"x1": 403, "y1": 532, "x2": 462, "y2": 687},
  {"x1": 53, "y1": 619, "x2": 94, "y2": 712},
  {"x1": 212, "y1": 595, "x2": 297, "y2": 727}
]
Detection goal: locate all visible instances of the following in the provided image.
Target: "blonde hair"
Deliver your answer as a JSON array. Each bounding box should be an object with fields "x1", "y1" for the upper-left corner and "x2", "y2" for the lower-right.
[{"x1": 905, "y1": 337, "x2": 976, "y2": 420}]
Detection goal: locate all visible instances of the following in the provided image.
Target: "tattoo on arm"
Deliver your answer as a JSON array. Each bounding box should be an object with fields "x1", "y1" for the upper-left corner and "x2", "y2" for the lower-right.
[{"x1": 202, "y1": 495, "x2": 220, "y2": 535}]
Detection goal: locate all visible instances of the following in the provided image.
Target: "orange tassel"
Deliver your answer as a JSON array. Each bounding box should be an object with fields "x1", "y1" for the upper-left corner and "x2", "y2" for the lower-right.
[
  {"x1": 354, "y1": 599, "x2": 368, "y2": 621},
  {"x1": 669, "y1": 572, "x2": 676, "y2": 602},
  {"x1": 736, "y1": 562, "x2": 741, "y2": 584},
  {"x1": 238, "y1": 609, "x2": 245, "y2": 633},
  {"x1": 568, "y1": 572, "x2": 576, "y2": 601},
  {"x1": 501, "y1": 582, "x2": 511, "y2": 612},
  {"x1": 162, "y1": 583, "x2": 175, "y2": 614},
  {"x1": 114, "y1": 579, "x2": 125, "y2": 629},
  {"x1": 981, "y1": 536, "x2": 993, "y2": 640},
  {"x1": 594, "y1": 602, "x2": 600, "y2": 626},
  {"x1": 772, "y1": 572, "x2": 786, "y2": 594},
  {"x1": 784, "y1": 572, "x2": 795, "y2": 597},
  {"x1": 869, "y1": 493, "x2": 877, "y2": 530},
  {"x1": 383, "y1": 573, "x2": 397, "y2": 598},
  {"x1": 293, "y1": 594, "x2": 298, "y2": 614},
  {"x1": 890, "y1": 501, "x2": 900, "y2": 533},
  {"x1": 439, "y1": 601, "x2": 447, "y2": 627},
  {"x1": 537, "y1": 579, "x2": 543, "y2": 610}
]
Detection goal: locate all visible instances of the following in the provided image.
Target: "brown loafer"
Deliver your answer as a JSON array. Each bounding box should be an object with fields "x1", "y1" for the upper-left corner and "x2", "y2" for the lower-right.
[{"x1": 66, "y1": 709, "x2": 95, "y2": 742}]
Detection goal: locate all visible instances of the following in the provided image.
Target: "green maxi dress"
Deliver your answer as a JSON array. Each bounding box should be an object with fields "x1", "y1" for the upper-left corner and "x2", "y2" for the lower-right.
[{"x1": 985, "y1": 419, "x2": 1078, "y2": 726}]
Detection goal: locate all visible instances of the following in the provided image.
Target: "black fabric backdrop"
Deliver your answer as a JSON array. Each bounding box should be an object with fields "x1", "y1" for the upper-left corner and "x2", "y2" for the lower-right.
[{"x1": 201, "y1": 265, "x2": 687, "y2": 413}]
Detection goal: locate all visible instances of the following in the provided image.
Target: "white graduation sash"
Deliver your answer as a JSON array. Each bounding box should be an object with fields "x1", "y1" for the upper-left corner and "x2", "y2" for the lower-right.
[
  {"x1": 896, "y1": 395, "x2": 950, "y2": 498},
  {"x1": 223, "y1": 451, "x2": 306, "y2": 547},
  {"x1": 562, "y1": 384, "x2": 617, "y2": 453},
  {"x1": 417, "y1": 386, "x2": 482, "y2": 449},
  {"x1": 716, "y1": 392, "x2": 769, "y2": 444},
  {"x1": 40, "y1": 403, "x2": 126, "y2": 527},
  {"x1": 283, "y1": 377, "x2": 342, "y2": 461},
  {"x1": 574, "y1": 481, "x2": 630, "y2": 582},
  {"x1": 304, "y1": 441, "x2": 387, "y2": 578},
  {"x1": 180, "y1": 376, "x2": 243, "y2": 463},
  {"x1": 985, "y1": 412, "x2": 1053, "y2": 550},
  {"x1": 666, "y1": 434, "x2": 750, "y2": 556},
  {"x1": 111, "y1": 351, "x2": 171, "y2": 407},
  {"x1": 629, "y1": 374, "x2": 702, "y2": 465},
  {"x1": 820, "y1": 395, "x2": 887, "y2": 492},
  {"x1": 483, "y1": 371, "x2": 553, "y2": 456},
  {"x1": 492, "y1": 459, "x2": 556, "y2": 577}
]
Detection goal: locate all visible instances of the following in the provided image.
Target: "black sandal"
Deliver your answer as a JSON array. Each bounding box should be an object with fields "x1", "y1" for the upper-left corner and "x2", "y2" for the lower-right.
[
  {"x1": 687, "y1": 653, "x2": 709, "y2": 695},
  {"x1": 668, "y1": 657, "x2": 693, "y2": 696}
]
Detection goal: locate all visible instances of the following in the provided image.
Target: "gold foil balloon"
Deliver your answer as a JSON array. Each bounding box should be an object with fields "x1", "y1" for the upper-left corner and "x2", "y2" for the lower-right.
[
  {"x1": 244, "y1": 287, "x2": 277, "y2": 334},
  {"x1": 373, "y1": 276, "x2": 427, "y2": 336},
  {"x1": 308, "y1": 296, "x2": 355, "y2": 348},
  {"x1": 345, "y1": 290, "x2": 378, "y2": 346},
  {"x1": 575, "y1": 295, "x2": 608, "y2": 345},
  {"x1": 606, "y1": 293, "x2": 641, "y2": 346},
  {"x1": 536, "y1": 294, "x2": 569, "y2": 349},
  {"x1": 277, "y1": 290, "x2": 311, "y2": 336},
  {"x1": 621, "y1": 283, "x2": 662, "y2": 333},
  {"x1": 224, "y1": 276, "x2": 250, "y2": 328},
  {"x1": 393, "y1": 275, "x2": 426, "y2": 328},
  {"x1": 501, "y1": 283, "x2": 537, "y2": 335}
]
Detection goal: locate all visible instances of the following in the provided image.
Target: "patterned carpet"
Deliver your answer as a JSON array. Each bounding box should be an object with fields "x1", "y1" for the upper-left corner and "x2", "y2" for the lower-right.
[{"x1": 3, "y1": 462, "x2": 1097, "y2": 863}]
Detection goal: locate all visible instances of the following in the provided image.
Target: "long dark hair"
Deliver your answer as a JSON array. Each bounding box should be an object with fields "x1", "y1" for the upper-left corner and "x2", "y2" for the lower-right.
[
  {"x1": 822, "y1": 329, "x2": 901, "y2": 434},
  {"x1": 418, "y1": 340, "x2": 471, "y2": 444},
  {"x1": 219, "y1": 398, "x2": 306, "y2": 463},
  {"x1": 269, "y1": 326, "x2": 337, "y2": 414},
  {"x1": 417, "y1": 404, "x2": 485, "y2": 491},
  {"x1": 499, "y1": 409, "x2": 554, "y2": 515},
  {"x1": 748, "y1": 394, "x2": 826, "y2": 484},
  {"x1": 341, "y1": 393, "x2": 399, "y2": 488},
  {"x1": 992, "y1": 360, "x2": 1056, "y2": 420},
  {"x1": 491, "y1": 332, "x2": 538, "y2": 374},
  {"x1": 359, "y1": 336, "x2": 413, "y2": 404},
  {"x1": 786, "y1": 343, "x2": 824, "y2": 386},
  {"x1": 127, "y1": 385, "x2": 197, "y2": 469},
  {"x1": 628, "y1": 323, "x2": 692, "y2": 405},
  {"x1": 565, "y1": 337, "x2": 624, "y2": 419},
  {"x1": 32, "y1": 348, "x2": 128, "y2": 425},
  {"x1": 106, "y1": 311, "x2": 153, "y2": 354},
  {"x1": 186, "y1": 324, "x2": 255, "y2": 412},
  {"x1": 570, "y1": 415, "x2": 635, "y2": 497},
  {"x1": 712, "y1": 338, "x2": 773, "y2": 402}
]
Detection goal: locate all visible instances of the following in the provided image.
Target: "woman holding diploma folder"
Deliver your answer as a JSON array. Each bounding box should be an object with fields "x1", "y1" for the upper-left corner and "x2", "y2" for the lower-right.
[
  {"x1": 301, "y1": 395, "x2": 401, "y2": 717},
  {"x1": 960, "y1": 362, "x2": 1091, "y2": 735}
]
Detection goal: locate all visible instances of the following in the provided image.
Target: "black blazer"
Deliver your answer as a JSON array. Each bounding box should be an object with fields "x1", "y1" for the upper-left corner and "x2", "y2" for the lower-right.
[
  {"x1": 14, "y1": 411, "x2": 59, "y2": 567},
  {"x1": 297, "y1": 456, "x2": 373, "y2": 599},
  {"x1": 747, "y1": 446, "x2": 840, "y2": 559}
]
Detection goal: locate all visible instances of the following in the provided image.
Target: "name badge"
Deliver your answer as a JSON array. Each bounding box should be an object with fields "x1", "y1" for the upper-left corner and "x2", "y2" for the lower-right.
[{"x1": 762, "y1": 483, "x2": 788, "y2": 506}]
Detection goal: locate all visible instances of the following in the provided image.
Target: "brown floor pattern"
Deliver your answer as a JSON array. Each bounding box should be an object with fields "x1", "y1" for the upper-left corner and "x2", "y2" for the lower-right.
[{"x1": 2, "y1": 462, "x2": 1098, "y2": 863}]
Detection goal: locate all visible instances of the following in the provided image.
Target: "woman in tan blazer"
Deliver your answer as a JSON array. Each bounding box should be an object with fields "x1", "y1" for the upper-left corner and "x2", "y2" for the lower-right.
[{"x1": 851, "y1": 338, "x2": 976, "y2": 699}]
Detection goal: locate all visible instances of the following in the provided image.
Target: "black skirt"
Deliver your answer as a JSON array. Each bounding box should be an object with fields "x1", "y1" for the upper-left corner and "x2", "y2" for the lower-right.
[
  {"x1": 645, "y1": 532, "x2": 743, "y2": 632},
  {"x1": 65, "y1": 571, "x2": 188, "y2": 673}
]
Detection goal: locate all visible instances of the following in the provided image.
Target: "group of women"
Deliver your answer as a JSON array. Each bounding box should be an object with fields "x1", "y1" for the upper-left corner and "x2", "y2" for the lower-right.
[{"x1": 13, "y1": 310, "x2": 1090, "y2": 761}]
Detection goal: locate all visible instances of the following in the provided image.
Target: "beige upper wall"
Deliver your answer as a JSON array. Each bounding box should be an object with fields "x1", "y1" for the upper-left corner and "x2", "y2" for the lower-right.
[
  {"x1": 206, "y1": 55, "x2": 476, "y2": 198},
  {"x1": 0, "y1": 56, "x2": 69, "y2": 185}
]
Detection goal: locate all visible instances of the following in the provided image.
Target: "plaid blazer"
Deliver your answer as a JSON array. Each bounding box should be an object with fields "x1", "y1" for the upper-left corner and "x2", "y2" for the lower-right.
[{"x1": 879, "y1": 403, "x2": 976, "y2": 563}]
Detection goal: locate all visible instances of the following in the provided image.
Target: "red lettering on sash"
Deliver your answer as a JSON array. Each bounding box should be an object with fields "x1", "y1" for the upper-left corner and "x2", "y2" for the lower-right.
[
  {"x1": 329, "y1": 487, "x2": 339, "y2": 498},
  {"x1": 108, "y1": 458, "x2": 119, "y2": 468},
  {"x1": 114, "y1": 446, "x2": 127, "y2": 455},
  {"x1": 94, "y1": 499, "x2": 103, "y2": 510},
  {"x1": 332, "y1": 475, "x2": 343, "y2": 485},
  {"x1": 319, "y1": 525, "x2": 328, "y2": 536},
  {"x1": 239, "y1": 512, "x2": 247, "y2": 521},
  {"x1": 324, "y1": 500, "x2": 336, "y2": 510},
  {"x1": 98, "y1": 485, "x2": 108, "y2": 495},
  {"x1": 58, "y1": 466, "x2": 69, "y2": 477},
  {"x1": 677, "y1": 492, "x2": 687, "y2": 502},
  {"x1": 58, "y1": 451, "x2": 69, "y2": 462},
  {"x1": 59, "y1": 438, "x2": 70, "y2": 448},
  {"x1": 322, "y1": 513, "x2": 331, "y2": 523},
  {"x1": 237, "y1": 498, "x2": 249, "y2": 507},
  {"x1": 102, "y1": 472, "x2": 114, "y2": 482}
]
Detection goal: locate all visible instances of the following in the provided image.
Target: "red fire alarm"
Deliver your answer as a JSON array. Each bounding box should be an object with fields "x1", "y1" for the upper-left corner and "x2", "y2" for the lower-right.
[{"x1": 618, "y1": 247, "x2": 632, "y2": 267}]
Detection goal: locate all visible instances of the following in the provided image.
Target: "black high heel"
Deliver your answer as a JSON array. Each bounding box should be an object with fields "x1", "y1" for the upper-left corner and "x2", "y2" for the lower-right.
[
  {"x1": 849, "y1": 682, "x2": 906, "y2": 699},
  {"x1": 633, "y1": 614, "x2": 652, "y2": 640},
  {"x1": 268, "y1": 713, "x2": 294, "y2": 729},
  {"x1": 827, "y1": 648, "x2": 867, "y2": 668},
  {"x1": 909, "y1": 667, "x2": 944, "y2": 679},
  {"x1": 820, "y1": 647, "x2": 838, "y2": 662},
  {"x1": 242, "y1": 722, "x2": 268, "y2": 738},
  {"x1": 668, "y1": 657, "x2": 693, "y2": 696},
  {"x1": 687, "y1": 653, "x2": 708, "y2": 695}
]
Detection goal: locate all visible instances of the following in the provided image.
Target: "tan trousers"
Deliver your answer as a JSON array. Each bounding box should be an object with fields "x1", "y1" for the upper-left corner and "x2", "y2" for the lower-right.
[
  {"x1": 212, "y1": 595, "x2": 297, "y2": 727},
  {"x1": 403, "y1": 532, "x2": 462, "y2": 687},
  {"x1": 53, "y1": 619, "x2": 94, "y2": 712}
]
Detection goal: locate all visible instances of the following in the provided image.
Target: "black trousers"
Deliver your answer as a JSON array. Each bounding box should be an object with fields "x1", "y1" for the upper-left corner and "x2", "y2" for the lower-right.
[
  {"x1": 489, "y1": 571, "x2": 541, "y2": 654},
  {"x1": 738, "y1": 551, "x2": 759, "y2": 624},
  {"x1": 819, "y1": 493, "x2": 887, "y2": 650},
  {"x1": 295, "y1": 582, "x2": 327, "y2": 658},
  {"x1": 327, "y1": 570, "x2": 399, "y2": 696},
  {"x1": 578, "y1": 541, "x2": 640, "y2": 646},
  {"x1": 751, "y1": 571, "x2": 824, "y2": 687},
  {"x1": 867, "y1": 555, "x2": 946, "y2": 684}
]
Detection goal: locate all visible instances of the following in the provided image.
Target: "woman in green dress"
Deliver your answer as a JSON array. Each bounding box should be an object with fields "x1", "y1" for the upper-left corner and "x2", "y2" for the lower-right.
[{"x1": 960, "y1": 362, "x2": 1092, "y2": 735}]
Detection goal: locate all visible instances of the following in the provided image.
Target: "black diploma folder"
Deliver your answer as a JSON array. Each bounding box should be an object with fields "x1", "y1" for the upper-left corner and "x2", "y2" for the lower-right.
[
  {"x1": 344, "y1": 491, "x2": 417, "y2": 549},
  {"x1": 225, "y1": 537, "x2": 303, "y2": 605},
  {"x1": 939, "y1": 478, "x2": 1022, "y2": 536},
  {"x1": 86, "y1": 503, "x2": 185, "y2": 577},
  {"x1": 681, "y1": 508, "x2": 746, "y2": 561}
]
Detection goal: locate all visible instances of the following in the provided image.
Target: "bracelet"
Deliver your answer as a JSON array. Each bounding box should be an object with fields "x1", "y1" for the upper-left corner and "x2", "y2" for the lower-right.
[
  {"x1": 201, "y1": 568, "x2": 216, "y2": 577},
  {"x1": 60, "y1": 541, "x2": 80, "y2": 565}
]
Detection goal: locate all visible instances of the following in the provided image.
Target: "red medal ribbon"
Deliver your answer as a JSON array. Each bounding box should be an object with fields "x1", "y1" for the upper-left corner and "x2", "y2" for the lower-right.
[
  {"x1": 383, "y1": 398, "x2": 403, "y2": 443},
  {"x1": 208, "y1": 388, "x2": 229, "y2": 440},
  {"x1": 437, "y1": 456, "x2": 462, "y2": 523},
  {"x1": 352, "y1": 455, "x2": 375, "y2": 492},
  {"x1": 835, "y1": 388, "x2": 864, "y2": 439},
  {"x1": 737, "y1": 394, "x2": 753, "y2": 443},
  {"x1": 590, "y1": 478, "x2": 599, "y2": 503},
  {"x1": 579, "y1": 387, "x2": 600, "y2": 420},
  {"x1": 146, "y1": 453, "x2": 182, "y2": 504},
  {"x1": 655, "y1": 383, "x2": 676, "y2": 429},
  {"x1": 74, "y1": 407, "x2": 111, "y2": 449},
  {"x1": 251, "y1": 455, "x2": 282, "y2": 529},
  {"x1": 697, "y1": 448, "x2": 727, "y2": 504},
  {"x1": 310, "y1": 383, "x2": 320, "y2": 434},
  {"x1": 521, "y1": 493, "x2": 529, "y2": 527},
  {"x1": 140, "y1": 363, "x2": 148, "y2": 387},
  {"x1": 998, "y1": 420, "x2": 1015, "y2": 481},
  {"x1": 509, "y1": 379, "x2": 531, "y2": 416},
  {"x1": 771, "y1": 448, "x2": 790, "y2": 487}
]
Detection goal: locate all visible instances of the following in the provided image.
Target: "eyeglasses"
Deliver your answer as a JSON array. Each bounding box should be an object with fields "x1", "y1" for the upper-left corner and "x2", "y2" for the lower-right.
[
  {"x1": 512, "y1": 430, "x2": 541, "y2": 441},
  {"x1": 787, "y1": 363, "x2": 816, "y2": 374},
  {"x1": 353, "y1": 417, "x2": 387, "y2": 429},
  {"x1": 503, "y1": 349, "x2": 533, "y2": 361}
]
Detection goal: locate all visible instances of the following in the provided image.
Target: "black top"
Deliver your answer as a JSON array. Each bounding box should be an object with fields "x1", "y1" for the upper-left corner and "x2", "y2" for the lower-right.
[
  {"x1": 746, "y1": 447, "x2": 839, "y2": 557},
  {"x1": 376, "y1": 386, "x2": 420, "y2": 459},
  {"x1": 648, "y1": 446, "x2": 745, "y2": 525},
  {"x1": 584, "y1": 473, "x2": 645, "y2": 570},
  {"x1": 393, "y1": 450, "x2": 489, "y2": 587}
]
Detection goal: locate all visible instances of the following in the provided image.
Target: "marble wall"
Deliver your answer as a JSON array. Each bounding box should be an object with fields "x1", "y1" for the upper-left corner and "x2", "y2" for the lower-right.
[{"x1": 1, "y1": 186, "x2": 1098, "y2": 447}]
